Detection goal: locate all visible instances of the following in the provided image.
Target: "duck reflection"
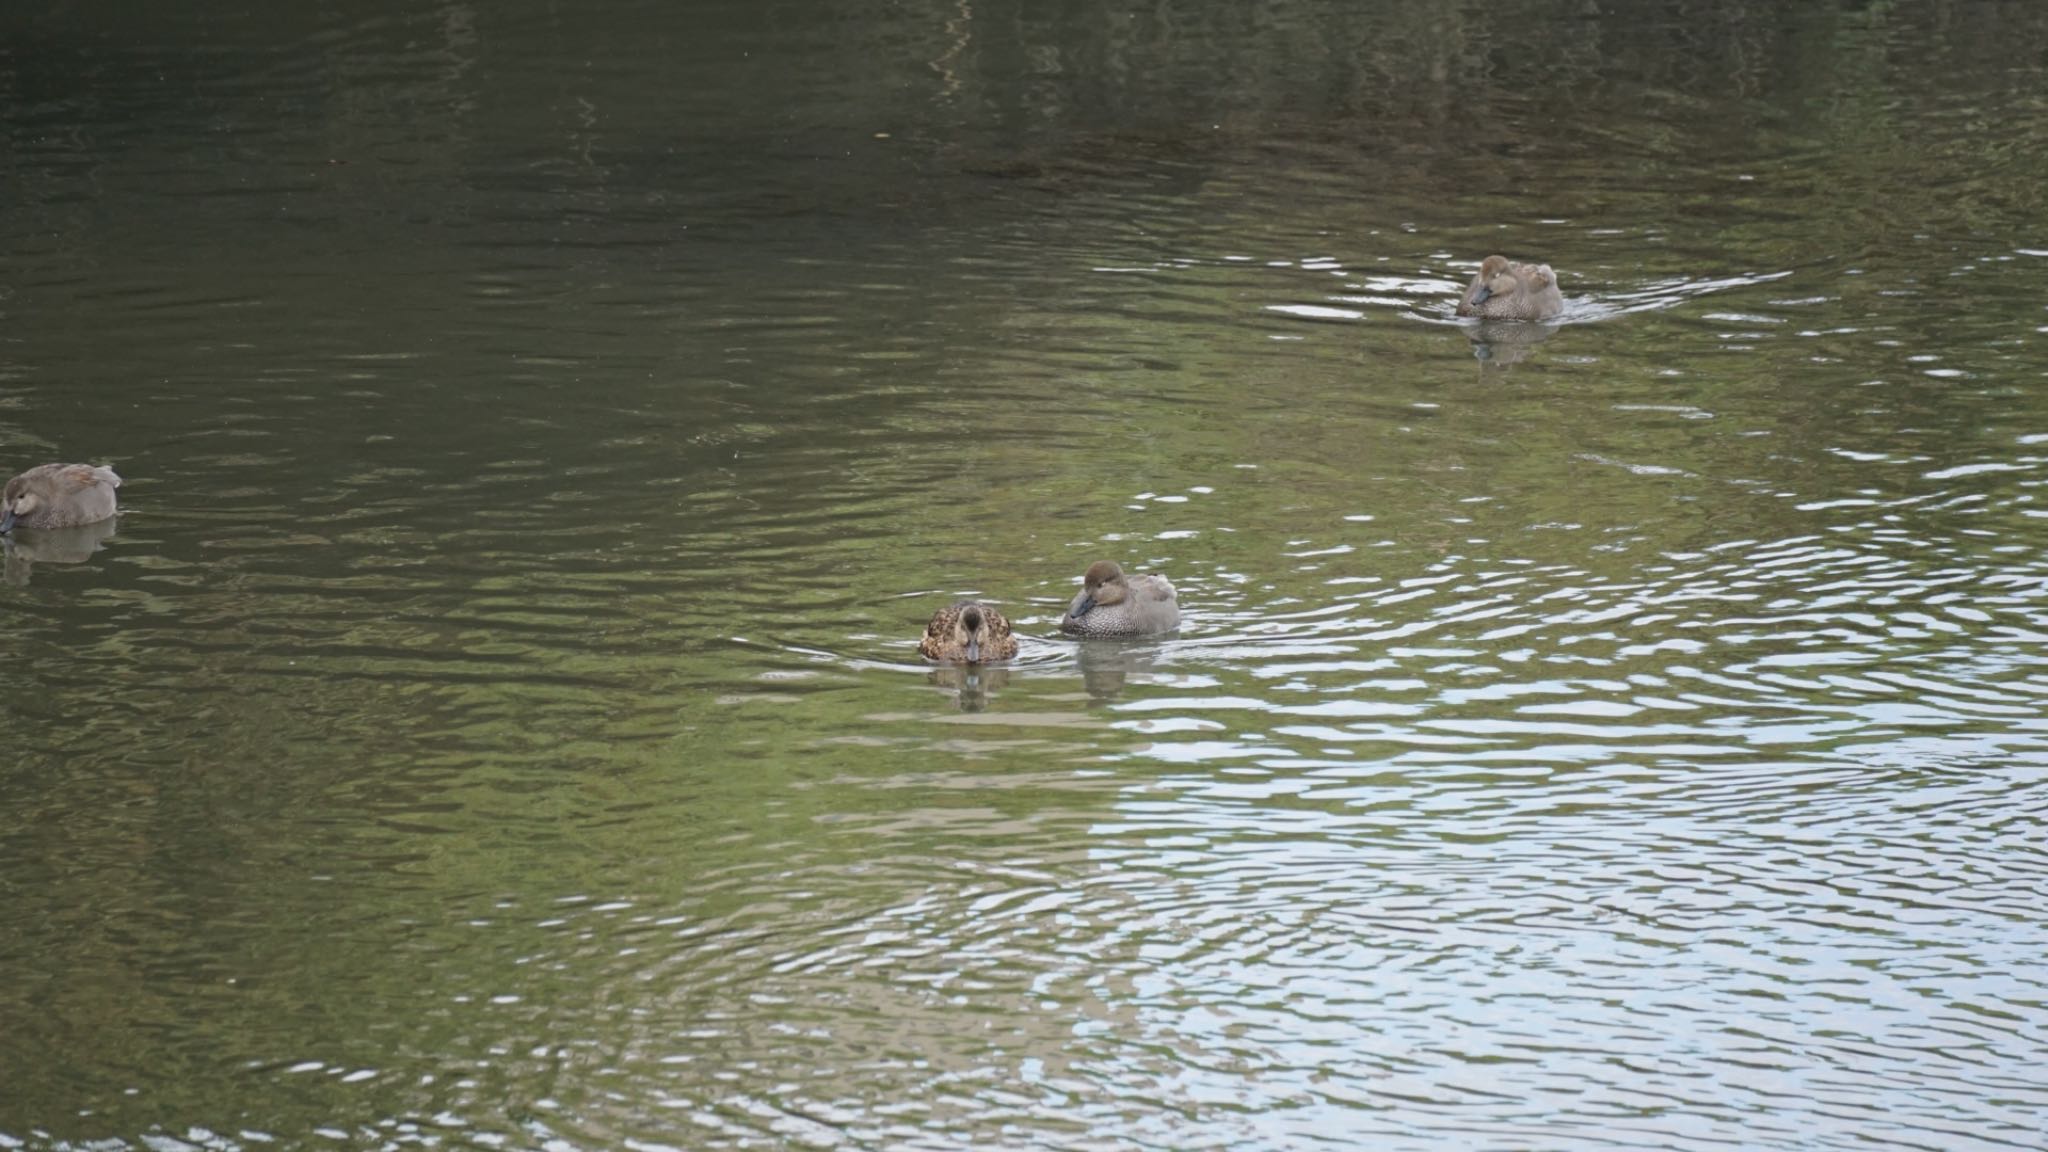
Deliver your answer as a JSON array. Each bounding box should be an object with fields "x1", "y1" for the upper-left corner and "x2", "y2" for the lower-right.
[
  {"x1": 1466, "y1": 318, "x2": 1559, "y2": 367},
  {"x1": 1075, "y1": 638, "x2": 1168, "y2": 701},
  {"x1": 927, "y1": 663, "x2": 1011, "y2": 713},
  {"x1": 4, "y1": 517, "x2": 119, "y2": 585}
]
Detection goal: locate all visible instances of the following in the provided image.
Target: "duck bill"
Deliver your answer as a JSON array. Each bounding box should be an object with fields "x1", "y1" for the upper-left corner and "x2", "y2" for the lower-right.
[
  {"x1": 1066, "y1": 593, "x2": 1096, "y2": 621},
  {"x1": 1467, "y1": 284, "x2": 1493, "y2": 307},
  {"x1": 964, "y1": 635, "x2": 980, "y2": 663},
  {"x1": 0, "y1": 509, "x2": 14, "y2": 534}
]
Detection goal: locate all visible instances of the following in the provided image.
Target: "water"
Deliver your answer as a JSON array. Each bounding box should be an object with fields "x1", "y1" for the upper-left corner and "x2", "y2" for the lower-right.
[{"x1": 4, "y1": 2, "x2": 2047, "y2": 1148}]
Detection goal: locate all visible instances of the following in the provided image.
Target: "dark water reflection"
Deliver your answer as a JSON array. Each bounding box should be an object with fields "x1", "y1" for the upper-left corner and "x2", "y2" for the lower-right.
[
  {"x1": 3, "y1": 518, "x2": 117, "y2": 584},
  {"x1": 4, "y1": 1, "x2": 2048, "y2": 1149}
]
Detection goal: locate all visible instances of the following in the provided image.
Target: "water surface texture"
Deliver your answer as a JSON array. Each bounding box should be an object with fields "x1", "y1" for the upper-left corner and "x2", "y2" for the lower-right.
[{"x1": 4, "y1": 2, "x2": 2047, "y2": 1149}]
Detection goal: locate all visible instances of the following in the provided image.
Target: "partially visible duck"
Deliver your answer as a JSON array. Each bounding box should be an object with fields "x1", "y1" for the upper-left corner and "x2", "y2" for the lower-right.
[
  {"x1": 919, "y1": 600, "x2": 1019, "y2": 663},
  {"x1": 1, "y1": 463, "x2": 122, "y2": 533},
  {"x1": 1456, "y1": 255, "x2": 1563, "y2": 321},
  {"x1": 1059, "y1": 561, "x2": 1179, "y2": 637}
]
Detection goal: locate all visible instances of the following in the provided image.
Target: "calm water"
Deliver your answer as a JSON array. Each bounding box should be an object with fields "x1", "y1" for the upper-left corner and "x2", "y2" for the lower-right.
[{"x1": 4, "y1": 1, "x2": 2047, "y2": 1148}]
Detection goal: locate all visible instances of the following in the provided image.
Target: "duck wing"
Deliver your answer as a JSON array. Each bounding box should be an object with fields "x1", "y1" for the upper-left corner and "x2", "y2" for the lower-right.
[
  {"x1": 51, "y1": 464, "x2": 120, "y2": 491},
  {"x1": 1136, "y1": 575, "x2": 1176, "y2": 601}
]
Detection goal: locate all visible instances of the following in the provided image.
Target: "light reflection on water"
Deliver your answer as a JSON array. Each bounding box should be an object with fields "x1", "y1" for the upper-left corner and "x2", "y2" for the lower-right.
[{"x1": 5, "y1": 0, "x2": 2048, "y2": 1149}]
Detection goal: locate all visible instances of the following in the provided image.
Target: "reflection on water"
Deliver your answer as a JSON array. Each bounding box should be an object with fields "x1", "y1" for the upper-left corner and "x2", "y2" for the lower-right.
[
  {"x1": 1074, "y1": 637, "x2": 1171, "y2": 701},
  {"x1": 2, "y1": 517, "x2": 117, "y2": 585},
  {"x1": 1464, "y1": 319, "x2": 1559, "y2": 366},
  {"x1": 926, "y1": 663, "x2": 1009, "y2": 712},
  {"x1": 4, "y1": 0, "x2": 2048, "y2": 1149}
]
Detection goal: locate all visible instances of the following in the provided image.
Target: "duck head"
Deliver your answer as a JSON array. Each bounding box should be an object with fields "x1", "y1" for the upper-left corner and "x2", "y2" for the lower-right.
[
  {"x1": 0, "y1": 478, "x2": 41, "y2": 534},
  {"x1": 1065, "y1": 560, "x2": 1128, "y2": 621},
  {"x1": 1459, "y1": 255, "x2": 1516, "y2": 313}
]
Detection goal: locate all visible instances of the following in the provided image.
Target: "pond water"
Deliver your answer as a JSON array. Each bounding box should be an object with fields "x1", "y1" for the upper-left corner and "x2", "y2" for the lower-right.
[{"x1": 3, "y1": 1, "x2": 2046, "y2": 1149}]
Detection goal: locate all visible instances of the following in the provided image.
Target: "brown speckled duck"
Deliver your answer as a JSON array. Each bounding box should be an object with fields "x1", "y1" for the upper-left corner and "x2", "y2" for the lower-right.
[
  {"x1": 1, "y1": 463, "x2": 122, "y2": 533},
  {"x1": 1059, "y1": 560, "x2": 1179, "y2": 637},
  {"x1": 1456, "y1": 255, "x2": 1563, "y2": 321},
  {"x1": 918, "y1": 600, "x2": 1019, "y2": 663}
]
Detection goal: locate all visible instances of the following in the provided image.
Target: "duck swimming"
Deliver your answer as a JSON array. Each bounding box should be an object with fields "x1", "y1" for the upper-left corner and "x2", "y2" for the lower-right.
[
  {"x1": 1, "y1": 463, "x2": 122, "y2": 533},
  {"x1": 1456, "y1": 255, "x2": 1563, "y2": 321},
  {"x1": 1059, "y1": 560, "x2": 1179, "y2": 637},
  {"x1": 919, "y1": 600, "x2": 1019, "y2": 663}
]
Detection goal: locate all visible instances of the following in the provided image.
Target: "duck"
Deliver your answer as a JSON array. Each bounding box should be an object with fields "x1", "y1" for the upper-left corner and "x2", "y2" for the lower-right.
[
  {"x1": 1, "y1": 463, "x2": 122, "y2": 533},
  {"x1": 1455, "y1": 255, "x2": 1563, "y2": 321},
  {"x1": 1059, "y1": 560, "x2": 1179, "y2": 637},
  {"x1": 919, "y1": 600, "x2": 1019, "y2": 663}
]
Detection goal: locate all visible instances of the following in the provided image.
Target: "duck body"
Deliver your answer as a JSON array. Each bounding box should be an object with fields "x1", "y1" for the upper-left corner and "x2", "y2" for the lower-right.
[
  {"x1": 1059, "y1": 560, "x2": 1179, "y2": 637},
  {"x1": 919, "y1": 600, "x2": 1019, "y2": 663},
  {"x1": 1, "y1": 463, "x2": 122, "y2": 533},
  {"x1": 1456, "y1": 255, "x2": 1563, "y2": 321}
]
